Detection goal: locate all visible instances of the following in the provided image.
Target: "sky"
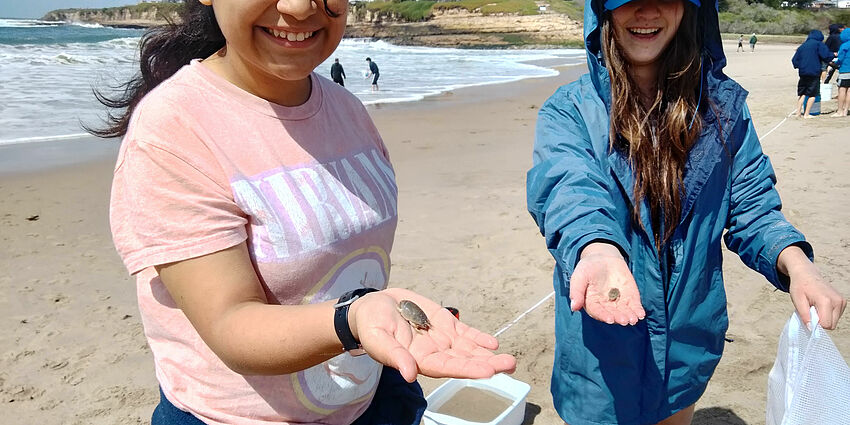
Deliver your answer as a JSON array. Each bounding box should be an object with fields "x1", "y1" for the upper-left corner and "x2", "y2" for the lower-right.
[{"x1": 0, "y1": 1, "x2": 138, "y2": 19}]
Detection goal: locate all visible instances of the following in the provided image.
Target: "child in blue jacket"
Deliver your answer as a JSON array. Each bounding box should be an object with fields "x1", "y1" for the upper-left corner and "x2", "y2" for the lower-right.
[
  {"x1": 527, "y1": 0, "x2": 847, "y2": 423},
  {"x1": 832, "y1": 29, "x2": 850, "y2": 116},
  {"x1": 791, "y1": 30, "x2": 833, "y2": 117}
]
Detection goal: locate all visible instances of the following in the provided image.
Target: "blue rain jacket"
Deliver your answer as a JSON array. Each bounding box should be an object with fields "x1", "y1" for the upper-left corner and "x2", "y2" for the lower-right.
[
  {"x1": 526, "y1": 0, "x2": 813, "y2": 424},
  {"x1": 791, "y1": 30, "x2": 832, "y2": 77},
  {"x1": 835, "y1": 30, "x2": 850, "y2": 74}
]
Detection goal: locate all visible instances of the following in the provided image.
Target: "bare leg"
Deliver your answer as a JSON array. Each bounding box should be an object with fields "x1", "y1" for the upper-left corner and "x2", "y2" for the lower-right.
[
  {"x1": 796, "y1": 95, "x2": 805, "y2": 117},
  {"x1": 838, "y1": 87, "x2": 848, "y2": 116},
  {"x1": 656, "y1": 404, "x2": 695, "y2": 425},
  {"x1": 803, "y1": 96, "x2": 816, "y2": 118}
]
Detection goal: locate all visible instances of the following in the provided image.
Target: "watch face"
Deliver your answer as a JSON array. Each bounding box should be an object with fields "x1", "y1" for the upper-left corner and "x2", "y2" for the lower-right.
[{"x1": 348, "y1": 348, "x2": 367, "y2": 357}]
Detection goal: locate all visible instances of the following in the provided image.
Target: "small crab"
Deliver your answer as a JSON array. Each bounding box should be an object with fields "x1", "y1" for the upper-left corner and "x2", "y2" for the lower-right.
[
  {"x1": 397, "y1": 300, "x2": 431, "y2": 331},
  {"x1": 607, "y1": 288, "x2": 620, "y2": 302}
]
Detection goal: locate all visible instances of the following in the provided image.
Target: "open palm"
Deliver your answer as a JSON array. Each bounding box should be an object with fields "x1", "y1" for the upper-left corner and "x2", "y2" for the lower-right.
[
  {"x1": 350, "y1": 288, "x2": 517, "y2": 382},
  {"x1": 570, "y1": 254, "x2": 645, "y2": 326}
]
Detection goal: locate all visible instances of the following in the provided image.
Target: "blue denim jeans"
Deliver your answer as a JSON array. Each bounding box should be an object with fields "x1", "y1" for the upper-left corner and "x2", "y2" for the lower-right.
[{"x1": 152, "y1": 366, "x2": 426, "y2": 425}]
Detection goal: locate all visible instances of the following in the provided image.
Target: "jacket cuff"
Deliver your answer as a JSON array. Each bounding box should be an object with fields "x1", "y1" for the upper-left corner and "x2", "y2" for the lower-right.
[
  {"x1": 764, "y1": 238, "x2": 814, "y2": 291},
  {"x1": 560, "y1": 231, "x2": 630, "y2": 282}
]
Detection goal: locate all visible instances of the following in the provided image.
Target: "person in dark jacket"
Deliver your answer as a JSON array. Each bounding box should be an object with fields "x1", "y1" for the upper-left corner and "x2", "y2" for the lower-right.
[
  {"x1": 825, "y1": 24, "x2": 845, "y2": 54},
  {"x1": 824, "y1": 24, "x2": 845, "y2": 83},
  {"x1": 365, "y1": 57, "x2": 380, "y2": 91},
  {"x1": 792, "y1": 30, "x2": 833, "y2": 117},
  {"x1": 527, "y1": 0, "x2": 847, "y2": 423},
  {"x1": 330, "y1": 58, "x2": 346, "y2": 86}
]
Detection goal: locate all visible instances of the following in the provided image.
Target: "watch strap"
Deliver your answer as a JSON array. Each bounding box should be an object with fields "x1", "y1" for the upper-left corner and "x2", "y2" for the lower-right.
[{"x1": 334, "y1": 288, "x2": 378, "y2": 352}]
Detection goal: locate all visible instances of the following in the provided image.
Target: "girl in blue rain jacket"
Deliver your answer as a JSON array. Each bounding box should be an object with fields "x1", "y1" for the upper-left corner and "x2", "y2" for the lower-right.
[{"x1": 526, "y1": 0, "x2": 847, "y2": 423}]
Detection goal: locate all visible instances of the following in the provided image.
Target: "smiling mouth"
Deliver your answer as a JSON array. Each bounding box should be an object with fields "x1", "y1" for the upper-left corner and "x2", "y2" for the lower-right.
[
  {"x1": 263, "y1": 27, "x2": 316, "y2": 42},
  {"x1": 628, "y1": 27, "x2": 661, "y2": 36}
]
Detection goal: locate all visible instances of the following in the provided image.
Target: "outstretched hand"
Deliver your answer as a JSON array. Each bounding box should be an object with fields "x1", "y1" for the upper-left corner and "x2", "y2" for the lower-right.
[
  {"x1": 570, "y1": 242, "x2": 646, "y2": 326},
  {"x1": 348, "y1": 288, "x2": 517, "y2": 383},
  {"x1": 787, "y1": 263, "x2": 846, "y2": 330},
  {"x1": 779, "y1": 245, "x2": 846, "y2": 330}
]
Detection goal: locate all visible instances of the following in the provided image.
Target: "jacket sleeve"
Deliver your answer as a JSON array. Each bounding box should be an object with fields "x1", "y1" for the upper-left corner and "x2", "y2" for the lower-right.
[
  {"x1": 820, "y1": 43, "x2": 834, "y2": 62},
  {"x1": 526, "y1": 86, "x2": 629, "y2": 282},
  {"x1": 723, "y1": 105, "x2": 813, "y2": 291},
  {"x1": 791, "y1": 49, "x2": 800, "y2": 69}
]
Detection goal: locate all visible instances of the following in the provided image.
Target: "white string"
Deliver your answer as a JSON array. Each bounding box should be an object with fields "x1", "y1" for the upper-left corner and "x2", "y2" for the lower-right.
[
  {"x1": 760, "y1": 109, "x2": 797, "y2": 141},
  {"x1": 493, "y1": 291, "x2": 555, "y2": 337}
]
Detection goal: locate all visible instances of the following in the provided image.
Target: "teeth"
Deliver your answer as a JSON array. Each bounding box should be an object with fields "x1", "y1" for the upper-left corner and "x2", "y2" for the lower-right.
[
  {"x1": 630, "y1": 28, "x2": 659, "y2": 34},
  {"x1": 266, "y1": 28, "x2": 315, "y2": 41}
]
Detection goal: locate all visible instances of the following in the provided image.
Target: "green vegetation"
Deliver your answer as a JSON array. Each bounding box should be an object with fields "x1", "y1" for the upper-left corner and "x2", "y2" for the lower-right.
[
  {"x1": 720, "y1": 0, "x2": 850, "y2": 35},
  {"x1": 545, "y1": 0, "x2": 584, "y2": 21},
  {"x1": 366, "y1": 0, "x2": 437, "y2": 21},
  {"x1": 431, "y1": 0, "x2": 540, "y2": 16}
]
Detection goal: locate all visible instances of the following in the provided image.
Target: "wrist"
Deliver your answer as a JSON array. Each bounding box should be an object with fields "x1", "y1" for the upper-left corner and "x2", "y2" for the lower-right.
[
  {"x1": 581, "y1": 242, "x2": 624, "y2": 260},
  {"x1": 777, "y1": 245, "x2": 813, "y2": 278},
  {"x1": 333, "y1": 288, "x2": 377, "y2": 354},
  {"x1": 347, "y1": 295, "x2": 366, "y2": 343}
]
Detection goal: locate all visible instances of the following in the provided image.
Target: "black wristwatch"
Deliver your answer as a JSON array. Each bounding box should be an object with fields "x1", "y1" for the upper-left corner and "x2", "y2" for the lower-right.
[{"x1": 333, "y1": 288, "x2": 378, "y2": 356}]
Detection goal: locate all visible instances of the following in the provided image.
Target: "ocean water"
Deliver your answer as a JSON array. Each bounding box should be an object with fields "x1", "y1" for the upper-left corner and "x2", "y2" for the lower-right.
[{"x1": 0, "y1": 18, "x2": 585, "y2": 146}]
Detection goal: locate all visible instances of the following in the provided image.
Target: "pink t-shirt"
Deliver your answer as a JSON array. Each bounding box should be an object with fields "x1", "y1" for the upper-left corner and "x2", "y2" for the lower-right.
[{"x1": 110, "y1": 60, "x2": 398, "y2": 424}]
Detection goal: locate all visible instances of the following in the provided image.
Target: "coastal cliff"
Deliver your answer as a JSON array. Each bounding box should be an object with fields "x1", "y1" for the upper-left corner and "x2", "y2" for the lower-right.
[
  {"x1": 42, "y1": 3, "x2": 583, "y2": 47},
  {"x1": 42, "y1": 4, "x2": 182, "y2": 28},
  {"x1": 346, "y1": 9, "x2": 582, "y2": 47}
]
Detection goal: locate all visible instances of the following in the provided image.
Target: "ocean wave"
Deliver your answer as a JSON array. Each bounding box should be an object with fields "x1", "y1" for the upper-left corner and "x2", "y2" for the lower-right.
[
  {"x1": 0, "y1": 19, "x2": 65, "y2": 28},
  {"x1": 0, "y1": 133, "x2": 92, "y2": 146},
  {"x1": 69, "y1": 22, "x2": 105, "y2": 29}
]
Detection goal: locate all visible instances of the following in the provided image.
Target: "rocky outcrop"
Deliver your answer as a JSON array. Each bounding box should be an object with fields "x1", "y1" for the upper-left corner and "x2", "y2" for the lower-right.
[
  {"x1": 42, "y1": 7, "x2": 181, "y2": 28},
  {"x1": 346, "y1": 9, "x2": 582, "y2": 47}
]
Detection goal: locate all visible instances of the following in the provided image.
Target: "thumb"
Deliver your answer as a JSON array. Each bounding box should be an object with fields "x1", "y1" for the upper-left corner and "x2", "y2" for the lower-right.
[
  {"x1": 569, "y1": 265, "x2": 589, "y2": 312},
  {"x1": 791, "y1": 293, "x2": 812, "y2": 329}
]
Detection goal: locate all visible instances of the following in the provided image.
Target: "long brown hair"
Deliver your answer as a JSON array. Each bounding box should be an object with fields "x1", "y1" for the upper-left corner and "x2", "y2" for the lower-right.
[{"x1": 601, "y1": 3, "x2": 704, "y2": 247}]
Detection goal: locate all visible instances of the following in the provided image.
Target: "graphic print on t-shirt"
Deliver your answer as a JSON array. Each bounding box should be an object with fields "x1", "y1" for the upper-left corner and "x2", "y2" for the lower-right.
[
  {"x1": 290, "y1": 246, "x2": 388, "y2": 414},
  {"x1": 231, "y1": 147, "x2": 397, "y2": 262}
]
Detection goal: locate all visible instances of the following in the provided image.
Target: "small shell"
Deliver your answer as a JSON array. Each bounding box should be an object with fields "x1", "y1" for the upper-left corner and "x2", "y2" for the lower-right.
[
  {"x1": 397, "y1": 300, "x2": 431, "y2": 331},
  {"x1": 607, "y1": 288, "x2": 620, "y2": 302}
]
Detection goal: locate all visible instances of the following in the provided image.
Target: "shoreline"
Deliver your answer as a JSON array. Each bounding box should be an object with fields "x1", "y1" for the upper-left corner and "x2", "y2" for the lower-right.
[{"x1": 0, "y1": 59, "x2": 584, "y2": 177}]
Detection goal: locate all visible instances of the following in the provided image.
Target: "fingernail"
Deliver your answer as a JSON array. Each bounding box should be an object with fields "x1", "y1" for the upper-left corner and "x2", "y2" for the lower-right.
[{"x1": 570, "y1": 299, "x2": 577, "y2": 311}]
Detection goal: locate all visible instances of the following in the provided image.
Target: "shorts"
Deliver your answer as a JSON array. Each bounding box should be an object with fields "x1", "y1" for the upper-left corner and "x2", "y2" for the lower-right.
[
  {"x1": 821, "y1": 62, "x2": 829, "y2": 72},
  {"x1": 840, "y1": 73, "x2": 850, "y2": 88},
  {"x1": 151, "y1": 366, "x2": 425, "y2": 425},
  {"x1": 797, "y1": 75, "x2": 820, "y2": 97},
  {"x1": 372, "y1": 73, "x2": 380, "y2": 85}
]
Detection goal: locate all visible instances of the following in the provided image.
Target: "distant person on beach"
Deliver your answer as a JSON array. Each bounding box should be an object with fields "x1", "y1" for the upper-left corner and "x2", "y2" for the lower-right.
[
  {"x1": 831, "y1": 28, "x2": 850, "y2": 116},
  {"x1": 330, "y1": 58, "x2": 346, "y2": 86},
  {"x1": 737, "y1": 34, "x2": 744, "y2": 52},
  {"x1": 792, "y1": 30, "x2": 833, "y2": 118},
  {"x1": 366, "y1": 57, "x2": 380, "y2": 91},
  {"x1": 750, "y1": 32, "x2": 758, "y2": 52},
  {"x1": 88, "y1": 1, "x2": 515, "y2": 424},
  {"x1": 526, "y1": 0, "x2": 846, "y2": 423}
]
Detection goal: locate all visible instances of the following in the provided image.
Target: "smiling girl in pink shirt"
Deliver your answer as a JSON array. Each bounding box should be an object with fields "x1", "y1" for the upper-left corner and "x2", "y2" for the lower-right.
[{"x1": 91, "y1": 1, "x2": 516, "y2": 424}]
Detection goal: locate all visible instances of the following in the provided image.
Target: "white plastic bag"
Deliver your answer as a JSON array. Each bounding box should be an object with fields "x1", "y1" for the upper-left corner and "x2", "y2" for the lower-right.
[{"x1": 766, "y1": 307, "x2": 850, "y2": 425}]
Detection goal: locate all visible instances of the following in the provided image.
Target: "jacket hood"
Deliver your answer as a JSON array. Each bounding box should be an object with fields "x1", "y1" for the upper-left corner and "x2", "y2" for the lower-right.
[
  {"x1": 806, "y1": 29, "x2": 825, "y2": 42},
  {"x1": 842, "y1": 29, "x2": 850, "y2": 43},
  {"x1": 829, "y1": 23, "x2": 840, "y2": 35},
  {"x1": 583, "y1": 0, "x2": 726, "y2": 105}
]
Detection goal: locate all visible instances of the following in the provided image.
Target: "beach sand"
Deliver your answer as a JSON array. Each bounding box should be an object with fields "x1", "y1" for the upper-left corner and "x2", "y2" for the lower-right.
[{"x1": 1, "y1": 41, "x2": 848, "y2": 424}]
